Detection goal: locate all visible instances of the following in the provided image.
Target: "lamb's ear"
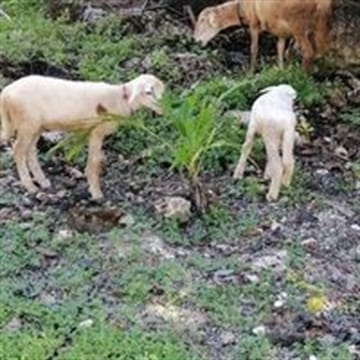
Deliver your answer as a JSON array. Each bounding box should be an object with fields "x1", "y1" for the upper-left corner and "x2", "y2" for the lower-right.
[
  {"x1": 259, "y1": 86, "x2": 277, "y2": 95},
  {"x1": 128, "y1": 83, "x2": 141, "y2": 105}
]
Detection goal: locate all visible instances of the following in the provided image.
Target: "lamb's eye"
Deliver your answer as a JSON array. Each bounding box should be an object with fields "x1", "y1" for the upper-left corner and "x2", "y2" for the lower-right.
[{"x1": 145, "y1": 87, "x2": 155, "y2": 97}]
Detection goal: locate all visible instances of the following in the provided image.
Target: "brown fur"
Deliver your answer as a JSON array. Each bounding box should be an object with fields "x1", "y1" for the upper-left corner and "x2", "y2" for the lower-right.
[{"x1": 194, "y1": 0, "x2": 332, "y2": 72}]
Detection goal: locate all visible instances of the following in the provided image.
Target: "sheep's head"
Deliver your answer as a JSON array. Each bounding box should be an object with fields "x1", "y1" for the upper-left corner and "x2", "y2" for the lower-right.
[
  {"x1": 193, "y1": 7, "x2": 221, "y2": 46},
  {"x1": 128, "y1": 74, "x2": 165, "y2": 115}
]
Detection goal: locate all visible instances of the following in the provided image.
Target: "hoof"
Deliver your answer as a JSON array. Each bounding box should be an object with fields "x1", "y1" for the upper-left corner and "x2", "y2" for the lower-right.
[
  {"x1": 266, "y1": 192, "x2": 278, "y2": 202},
  {"x1": 39, "y1": 179, "x2": 51, "y2": 189}
]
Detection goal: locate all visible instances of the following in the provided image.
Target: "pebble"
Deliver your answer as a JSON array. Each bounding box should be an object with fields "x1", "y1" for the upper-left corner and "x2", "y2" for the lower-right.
[
  {"x1": 252, "y1": 325, "x2": 266, "y2": 336},
  {"x1": 220, "y1": 330, "x2": 236, "y2": 346},
  {"x1": 78, "y1": 319, "x2": 94, "y2": 329},
  {"x1": 350, "y1": 224, "x2": 360, "y2": 232},
  {"x1": 4, "y1": 317, "x2": 22, "y2": 332}
]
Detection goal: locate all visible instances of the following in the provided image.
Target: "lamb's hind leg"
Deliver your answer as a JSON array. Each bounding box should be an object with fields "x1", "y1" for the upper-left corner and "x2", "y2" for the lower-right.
[
  {"x1": 85, "y1": 122, "x2": 118, "y2": 200},
  {"x1": 27, "y1": 134, "x2": 51, "y2": 189},
  {"x1": 13, "y1": 131, "x2": 38, "y2": 193},
  {"x1": 281, "y1": 128, "x2": 295, "y2": 187},
  {"x1": 264, "y1": 136, "x2": 282, "y2": 201}
]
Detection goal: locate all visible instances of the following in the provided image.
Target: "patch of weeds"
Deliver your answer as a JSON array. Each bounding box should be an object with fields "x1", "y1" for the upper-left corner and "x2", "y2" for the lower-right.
[
  {"x1": 0, "y1": 7, "x2": 141, "y2": 82},
  {"x1": 236, "y1": 335, "x2": 276, "y2": 360},
  {"x1": 340, "y1": 106, "x2": 360, "y2": 126},
  {"x1": 191, "y1": 65, "x2": 325, "y2": 111},
  {"x1": 285, "y1": 240, "x2": 307, "y2": 270},
  {"x1": 281, "y1": 167, "x2": 313, "y2": 206},
  {"x1": 298, "y1": 339, "x2": 352, "y2": 360},
  {"x1": 0, "y1": 218, "x2": 51, "y2": 277},
  {"x1": 61, "y1": 325, "x2": 200, "y2": 360},
  {"x1": 351, "y1": 160, "x2": 360, "y2": 179},
  {"x1": 115, "y1": 261, "x2": 189, "y2": 305},
  {"x1": 236, "y1": 176, "x2": 265, "y2": 201},
  {"x1": 193, "y1": 273, "x2": 276, "y2": 328}
]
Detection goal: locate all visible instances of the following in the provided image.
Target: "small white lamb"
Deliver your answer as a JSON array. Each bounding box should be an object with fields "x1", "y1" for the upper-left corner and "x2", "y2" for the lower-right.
[
  {"x1": 233, "y1": 84, "x2": 297, "y2": 201},
  {"x1": 0, "y1": 74, "x2": 165, "y2": 200}
]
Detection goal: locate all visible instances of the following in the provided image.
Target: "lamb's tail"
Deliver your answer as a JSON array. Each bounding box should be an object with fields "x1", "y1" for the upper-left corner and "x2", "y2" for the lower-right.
[
  {"x1": 0, "y1": 93, "x2": 14, "y2": 144},
  {"x1": 314, "y1": 0, "x2": 332, "y2": 56}
]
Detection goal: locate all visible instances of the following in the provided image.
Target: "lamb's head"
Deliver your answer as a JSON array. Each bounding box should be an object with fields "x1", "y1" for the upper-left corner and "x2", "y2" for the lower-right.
[
  {"x1": 194, "y1": 7, "x2": 221, "y2": 45},
  {"x1": 260, "y1": 84, "x2": 297, "y2": 103},
  {"x1": 276, "y1": 85, "x2": 297, "y2": 100},
  {"x1": 128, "y1": 74, "x2": 165, "y2": 115}
]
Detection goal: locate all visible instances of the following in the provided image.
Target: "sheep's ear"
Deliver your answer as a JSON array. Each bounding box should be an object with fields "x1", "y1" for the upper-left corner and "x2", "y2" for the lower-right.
[{"x1": 208, "y1": 12, "x2": 218, "y2": 27}]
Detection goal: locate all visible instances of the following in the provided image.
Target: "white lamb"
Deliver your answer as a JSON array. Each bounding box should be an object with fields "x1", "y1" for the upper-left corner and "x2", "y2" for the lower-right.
[
  {"x1": 233, "y1": 84, "x2": 297, "y2": 201},
  {"x1": 0, "y1": 74, "x2": 165, "y2": 200}
]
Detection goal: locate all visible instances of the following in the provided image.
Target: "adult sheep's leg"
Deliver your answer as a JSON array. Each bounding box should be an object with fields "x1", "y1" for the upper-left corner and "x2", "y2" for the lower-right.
[
  {"x1": 233, "y1": 124, "x2": 256, "y2": 180},
  {"x1": 281, "y1": 128, "x2": 295, "y2": 187},
  {"x1": 249, "y1": 27, "x2": 260, "y2": 73},
  {"x1": 277, "y1": 37, "x2": 286, "y2": 69},
  {"x1": 27, "y1": 134, "x2": 51, "y2": 189},
  {"x1": 85, "y1": 122, "x2": 118, "y2": 200},
  {"x1": 264, "y1": 136, "x2": 282, "y2": 201},
  {"x1": 294, "y1": 32, "x2": 314, "y2": 72},
  {"x1": 13, "y1": 131, "x2": 38, "y2": 193}
]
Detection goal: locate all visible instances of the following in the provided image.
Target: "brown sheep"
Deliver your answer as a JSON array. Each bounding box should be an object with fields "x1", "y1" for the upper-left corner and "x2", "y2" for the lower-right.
[{"x1": 193, "y1": 0, "x2": 332, "y2": 72}]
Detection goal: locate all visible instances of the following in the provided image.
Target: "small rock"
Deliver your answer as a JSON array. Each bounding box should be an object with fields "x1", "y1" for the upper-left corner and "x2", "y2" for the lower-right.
[
  {"x1": 154, "y1": 196, "x2": 191, "y2": 223},
  {"x1": 142, "y1": 305, "x2": 207, "y2": 330},
  {"x1": 56, "y1": 229, "x2": 74, "y2": 240},
  {"x1": 119, "y1": 214, "x2": 135, "y2": 227},
  {"x1": 315, "y1": 169, "x2": 329, "y2": 176},
  {"x1": 79, "y1": 319, "x2": 94, "y2": 329},
  {"x1": 66, "y1": 166, "x2": 84, "y2": 179},
  {"x1": 21, "y1": 209, "x2": 32, "y2": 220},
  {"x1": 142, "y1": 234, "x2": 175, "y2": 260},
  {"x1": 220, "y1": 330, "x2": 236, "y2": 346},
  {"x1": 271, "y1": 220, "x2": 281, "y2": 232},
  {"x1": 302, "y1": 237, "x2": 317, "y2": 246},
  {"x1": 213, "y1": 269, "x2": 236, "y2": 284},
  {"x1": 4, "y1": 317, "x2": 22, "y2": 332},
  {"x1": 274, "y1": 299, "x2": 284, "y2": 308},
  {"x1": 39, "y1": 291, "x2": 57, "y2": 306},
  {"x1": 252, "y1": 325, "x2": 266, "y2": 336},
  {"x1": 309, "y1": 355, "x2": 317, "y2": 360},
  {"x1": 334, "y1": 146, "x2": 349, "y2": 160},
  {"x1": 350, "y1": 224, "x2": 360, "y2": 232},
  {"x1": 252, "y1": 250, "x2": 287, "y2": 273},
  {"x1": 56, "y1": 190, "x2": 67, "y2": 198},
  {"x1": 83, "y1": 3, "x2": 106, "y2": 24},
  {"x1": 244, "y1": 274, "x2": 260, "y2": 284},
  {"x1": 274, "y1": 292, "x2": 287, "y2": 308}
]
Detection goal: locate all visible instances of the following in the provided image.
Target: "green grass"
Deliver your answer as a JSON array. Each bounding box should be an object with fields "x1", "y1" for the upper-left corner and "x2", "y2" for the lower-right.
[{"x1": 0, "y1": 1, "x2": 357, "y2": 359}]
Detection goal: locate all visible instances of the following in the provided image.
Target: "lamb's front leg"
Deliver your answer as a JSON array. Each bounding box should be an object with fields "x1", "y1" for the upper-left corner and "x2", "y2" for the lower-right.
[
  {"x1": 86, "y1": 122, "x2": 118, "y2": 200},
  {"x1": 13, "y1": 133, "x2": 38, "y2": 193},
  {"x1": 233, "y1": 125, "x2": 256, "y2": 180}
]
